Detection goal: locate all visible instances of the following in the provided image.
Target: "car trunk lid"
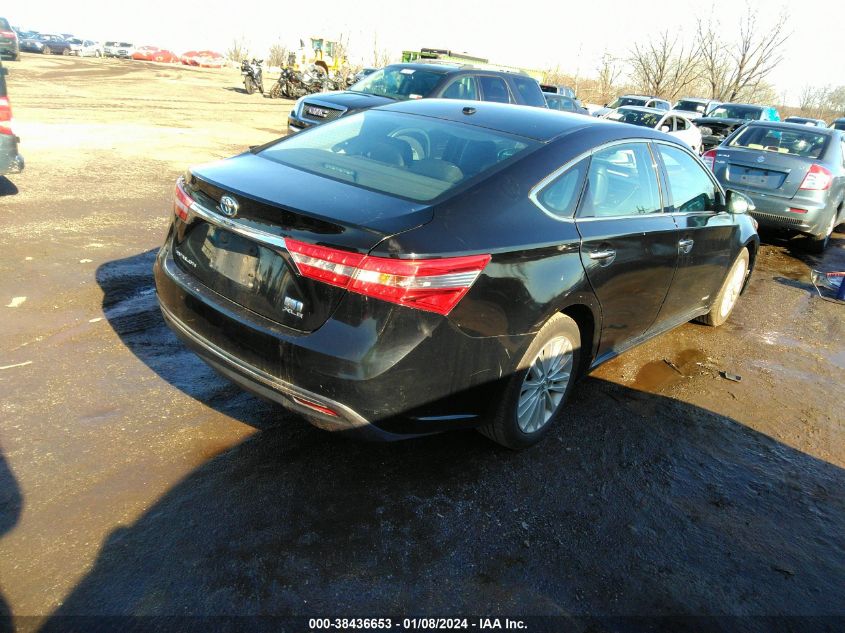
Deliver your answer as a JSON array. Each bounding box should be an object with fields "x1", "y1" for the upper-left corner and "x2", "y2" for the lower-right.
[
  {"x1": 715, "y1": 147, "x2": 813, "y2": 198},
  {"x1": 172, "y1": 153, "x2": 433, "y2": 332}
]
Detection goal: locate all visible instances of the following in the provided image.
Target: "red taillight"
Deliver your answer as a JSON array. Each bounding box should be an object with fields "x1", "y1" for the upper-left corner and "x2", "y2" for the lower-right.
[
  {"x1": 286, "y1": 238, "x2": 491, "y2": 315},
  {"x1": 702, "y1": 149, "x2": 717, "y2": 171},
  {"x1": 788, "y1": 207, "x2": 808, "y2": 214},
  {"x1": 0, "y1": 96, "x2": 13, "y2": 136},
  {"x1": 291, "y1": 395, "x2": 338, "y2": 417},
  {"x1": 173, "y1": 178, "x2": 193, "y2": 221},
  {"x1": 285, "y1": 239, "x2": 364, "y2": 288},
  {"x1": 799, "y1": 164, "x2": 832, "y2": 191},
  {"x1": 0, "y1": 31, "x2": 15, "y2": 39}
]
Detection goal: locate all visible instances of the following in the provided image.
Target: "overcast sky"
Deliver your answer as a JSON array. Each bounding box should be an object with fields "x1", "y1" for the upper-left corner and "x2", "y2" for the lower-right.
[{"x1": 6, "y1": 0, "x2": 844, "y2": 104}]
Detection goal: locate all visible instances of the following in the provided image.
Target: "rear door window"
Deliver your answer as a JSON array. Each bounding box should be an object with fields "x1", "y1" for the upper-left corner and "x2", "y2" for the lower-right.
[
  {"x1": 579, "y1": 143, "x2": 662, "y2": 217},
  {"x1": 656, "y1": 144, "x2": 717, "y2": 213},
  {"x1": 477, "y1": 76, "x2": 512, "y2": 104}
]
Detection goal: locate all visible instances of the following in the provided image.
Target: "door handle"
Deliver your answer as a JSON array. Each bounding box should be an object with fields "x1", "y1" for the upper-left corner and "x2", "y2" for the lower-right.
[
  {"x1": 588, "y1": 248, "x2": 616, "y2": 265},
  {"x1": 678, "y1": 238, "x2": 694, "y2": 254}
]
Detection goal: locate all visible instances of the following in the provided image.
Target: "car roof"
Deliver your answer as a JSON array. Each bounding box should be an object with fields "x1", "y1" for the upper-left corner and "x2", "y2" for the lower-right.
[
  {"x1": 741, "y1": 120, "x2": 834, "y2": 135},
  {"x1": 543, "y1": 92, "x2": 571, "y2": 98},
  {"x1": 618, "y1": 105, "x2": 664, "y2": 114},
  {"x1": 377, "y1": 99, "x2": 646, "y2": 142},
  {"x1": 385, "y1": 62, "x2": 462, "y2": 74},
  {"x1": 716, "y1": 102, "x2": 765, "y2": 108},
  {"x1": 675, "y1": 97, "x2": 715, "y2": 103}
]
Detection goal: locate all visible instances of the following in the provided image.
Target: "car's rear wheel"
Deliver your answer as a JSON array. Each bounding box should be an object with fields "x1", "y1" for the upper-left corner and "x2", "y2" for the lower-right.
[
  {"x1": 479, "y1": 313, "x2": 580, "y2": 449},
  {"x1": 698, "y1": 248, "x2": 749, "y2": 327},
  {"x1": 42, "y1": 46, "x2": 51, "y2": 55},
  {"x1": 62, "y1": 48, "x2": 71, "y2": 56},
  {"x1": 806, "y1": 212, "x2": 837, "y2": 254}
]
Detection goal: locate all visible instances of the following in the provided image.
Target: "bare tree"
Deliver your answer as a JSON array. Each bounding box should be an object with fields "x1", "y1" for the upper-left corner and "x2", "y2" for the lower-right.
[
  {"x1": 371, "y1": 34, "x2": 392, "y2": 68},
  {"x1": 596, "y1": 52, "x2": 623, "y2": 104},
  {"x1": 225, "y1": 36, "x2": 250, "y2": 64},
  {"x1": 268, "y1": 42, "x2": 289, "y2": 68},
  {"x1": 627, "y1": 30, "x2": 701, "y2": 100},
  {"x1": 698, "y1": 6, "x2": 791, "y2": 102}
]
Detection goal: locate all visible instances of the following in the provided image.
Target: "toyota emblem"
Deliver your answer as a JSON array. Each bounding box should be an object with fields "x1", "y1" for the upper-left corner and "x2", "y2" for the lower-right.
[
  {"x1": 756, "y1": 155, "x2": 766, "y2": 163},
  {"x1": 219, "y1": 195, "x2": 239, "y2": 218}
]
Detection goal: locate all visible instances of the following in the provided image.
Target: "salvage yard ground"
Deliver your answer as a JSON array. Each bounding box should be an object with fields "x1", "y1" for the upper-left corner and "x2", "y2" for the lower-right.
[{"x1": 0, "y1": 55, "x2": 844, "y2": 623}]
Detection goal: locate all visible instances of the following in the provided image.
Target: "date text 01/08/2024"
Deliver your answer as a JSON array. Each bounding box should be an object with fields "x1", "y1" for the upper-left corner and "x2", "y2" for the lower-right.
[{"x1": 307, "y1": 618, "x2": 528, "y2": 630}]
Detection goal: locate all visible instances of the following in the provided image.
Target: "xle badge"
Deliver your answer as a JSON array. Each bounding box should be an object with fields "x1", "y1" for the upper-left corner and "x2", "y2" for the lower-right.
[{"x1": 283, "y1": 296, "x2": 304, "y2": 318}]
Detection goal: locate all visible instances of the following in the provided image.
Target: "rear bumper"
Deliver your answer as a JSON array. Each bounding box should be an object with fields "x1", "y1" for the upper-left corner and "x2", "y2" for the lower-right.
[
  {"x1": 0, "y1": 134, "x2": 24, "y2": 175},
  {"x1": 733, "y1": 189, "x2": 834, "y2": 237},
  {"x1": 154, "y1": 232, "x2": 525, "y2": 437}
]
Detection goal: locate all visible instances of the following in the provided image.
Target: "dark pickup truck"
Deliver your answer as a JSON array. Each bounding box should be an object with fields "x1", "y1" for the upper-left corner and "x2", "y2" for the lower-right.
[
  {"x1": 0, "y1": 62, "x2": 24, "y2": 175},
  {"x1": 695, "y1": 103, "x2": 780, "y2": 151}
]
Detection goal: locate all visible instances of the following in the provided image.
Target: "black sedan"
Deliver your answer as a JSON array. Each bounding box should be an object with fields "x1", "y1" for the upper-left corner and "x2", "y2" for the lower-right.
[
  {"x1": 155, "y1": 100, "x2": 758, "y2": 448},
  {"x1": 703, "y1": 121, "x2": 845, "y2": 252}
]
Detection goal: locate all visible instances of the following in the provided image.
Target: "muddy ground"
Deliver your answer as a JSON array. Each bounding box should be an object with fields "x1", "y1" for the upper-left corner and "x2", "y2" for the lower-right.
[{"x1": 0, "y1": 55, "x2": 843, "y2": 629}]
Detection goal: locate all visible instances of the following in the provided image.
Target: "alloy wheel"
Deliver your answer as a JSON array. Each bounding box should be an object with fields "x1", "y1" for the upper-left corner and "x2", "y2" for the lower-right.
[
  {"x1": 719, "y1": 257, "x2": 748, "y2": 319},
  {"x1": 517, "y1": 335, "x2": 573, "y2": 434}
]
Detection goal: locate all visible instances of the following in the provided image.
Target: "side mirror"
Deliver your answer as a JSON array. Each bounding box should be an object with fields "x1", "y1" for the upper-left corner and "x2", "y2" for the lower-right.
[
  {"x1": 660, "y1": 125, "x2": 670, "y2": 133},
  {"x1": 726, "y1": 190, "x2": 755, "y2": 214}
]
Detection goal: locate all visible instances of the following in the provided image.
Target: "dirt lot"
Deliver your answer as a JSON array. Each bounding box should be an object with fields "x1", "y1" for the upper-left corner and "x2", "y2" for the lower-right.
[{"x1": 0, "y1": 54, "x2": 844, "y2": 629}]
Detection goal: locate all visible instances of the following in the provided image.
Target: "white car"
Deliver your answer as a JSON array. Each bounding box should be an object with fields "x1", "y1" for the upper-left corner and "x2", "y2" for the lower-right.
[
  {"x1": 603, "y1": 106, "x2": 703, "y2": 153},
  {"x1": 68, "y1": 38, "x2": 102, "y2": 57},
  {"x1": 591, "y1": 94, "x2": 672, "y2": 118}
]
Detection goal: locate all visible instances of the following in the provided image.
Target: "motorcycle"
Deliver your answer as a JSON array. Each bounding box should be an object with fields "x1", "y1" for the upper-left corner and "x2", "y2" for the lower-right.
[
  {"x1": 269, "y1": 64, "x2": 334, "y2": 100},
  {"x1": 241, "y1": 59, "x2": 264, "y2": 95}
]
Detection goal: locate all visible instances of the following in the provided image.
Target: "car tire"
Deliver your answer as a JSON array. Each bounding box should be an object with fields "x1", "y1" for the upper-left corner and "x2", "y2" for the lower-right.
[
  {"x1": 698, "y1": 248, "x2": 749, "y2": 327},
  {"x1": 62, "y1": 48, "x2": 71, "y2": 56},
  {"x1": 805, "y1": 212, "x2": 836, "y2": 254},
  {"x1": 479, "y1": 313, "x2": 581, "y2": 450},
  {"x1": 42, "y1": 46, "x2": 51, "y2": 55}
]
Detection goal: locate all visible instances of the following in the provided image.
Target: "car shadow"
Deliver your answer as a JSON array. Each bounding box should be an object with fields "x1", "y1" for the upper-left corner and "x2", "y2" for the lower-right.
[
  {"x1": 0, "y1": 451, "x2": 22, "y2": 633},
  {"x1": 34, "y1": 250, "x2": 845, "y2": 624},
  {"x1": 0, "y1": 177, "x2": 18, "y2": 197}
]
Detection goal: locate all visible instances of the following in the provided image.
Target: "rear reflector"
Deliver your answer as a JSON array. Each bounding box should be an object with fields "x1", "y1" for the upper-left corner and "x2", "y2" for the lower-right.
[
  {"x1": 0, "y1": 97, "x2": 13, "y2": 136},
  {"x1": 799, "y1": 164, "x2": 832, "y2": 191},
  {"x1": 291, "y1": 395, "x2": 338, "y2": 417},
  {"x1": 788, "y1": 207, "x2": 808, "y2": 214},
  {"x1": 173, "y1": 178, "x2": 193, "y2": 220},
  {"x1": 287, "y1": 238, "x2": 491, "y2": 315},
  {"x1": 702, "y1": 149, "x2": 717, "y2": 171}
]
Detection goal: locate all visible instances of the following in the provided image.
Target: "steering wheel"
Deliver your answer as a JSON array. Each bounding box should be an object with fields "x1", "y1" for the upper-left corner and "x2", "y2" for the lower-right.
[{"x1": 389, "y1": 128, "x2": 430, "y2": 161}]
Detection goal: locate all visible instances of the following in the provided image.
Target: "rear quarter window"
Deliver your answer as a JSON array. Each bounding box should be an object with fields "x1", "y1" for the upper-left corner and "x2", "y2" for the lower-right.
[{"x1": 510, "y1": 76, "x2": 547, "y2": 107}]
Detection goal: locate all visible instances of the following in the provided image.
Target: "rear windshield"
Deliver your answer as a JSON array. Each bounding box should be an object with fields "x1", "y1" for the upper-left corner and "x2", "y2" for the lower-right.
[
  {"x1": 674, "y1": 100, "x2": 706, "y2": 114},
  {"x1": 709, "y1": 105, "x2": 763, "y2": 120},
  {"x1": 729, "y1": 125, "x2": 829, "y2": 158},
  {"x1": 0, "y1": 18, "x2": 10, "y2": 30},
  {"x1": 608, "y1": 97, "x2": 647, "y2": 108},
  {"x1": 258, "y1": 110, "x2": 538, "y2": 202},
  {"x1": 349, "y1": 67, "x2": 445, "y2": 101},
  {"x1": 607, "y1": 108, "x2": 662, "y2": 128},
  {"x1": 833, "y1": 121, "x2": 845, "y2": 131},
  {"x1": 105, "y1": 41, "x2": 118, "y2": 46}
]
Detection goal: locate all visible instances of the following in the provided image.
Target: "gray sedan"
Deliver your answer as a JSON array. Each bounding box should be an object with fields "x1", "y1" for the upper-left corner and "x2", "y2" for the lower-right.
[{"x1": 703, "y1": 121, "x2": 845, "y2": 252}]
